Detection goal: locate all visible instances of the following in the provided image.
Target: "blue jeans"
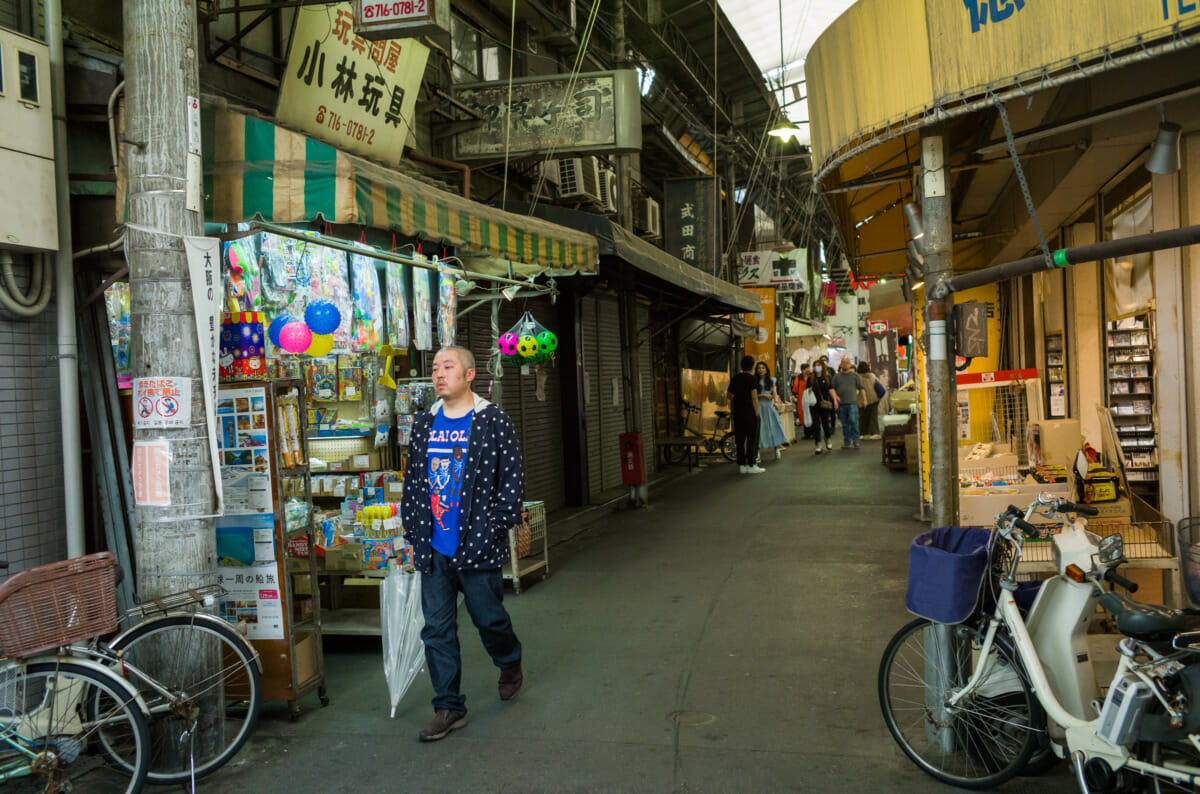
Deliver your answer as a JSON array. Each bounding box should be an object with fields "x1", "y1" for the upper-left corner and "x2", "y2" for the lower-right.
[
  {"x1": 421, "y1": 552, "x2": 522, "y2": 715},
  {"x1": 838, "y1": 403, "x2": 860, "y2": 446}
]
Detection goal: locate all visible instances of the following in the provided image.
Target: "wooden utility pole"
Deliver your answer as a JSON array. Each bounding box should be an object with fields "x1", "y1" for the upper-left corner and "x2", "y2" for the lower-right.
[
  {"x1": 920, "y1": 128, "x2": 959, "y2": 526},
  {"x1": 124, "y1": 0, "x2": 222, "y2": 762}
]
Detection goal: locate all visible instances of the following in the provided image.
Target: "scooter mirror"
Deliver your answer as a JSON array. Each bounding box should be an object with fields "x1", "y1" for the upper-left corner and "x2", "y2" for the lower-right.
[{"x1": 1098, "y1": 533, "x2": 1124, "y2": 565}]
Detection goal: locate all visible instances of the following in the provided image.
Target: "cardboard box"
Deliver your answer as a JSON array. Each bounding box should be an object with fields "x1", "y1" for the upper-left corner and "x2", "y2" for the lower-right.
[
  {"x1": 294, "y1": 596, "x2": 314, "y2": 622},
  {"x1": 1027, "y1": 419, "x2": 1081, "y2": 470},
  {"x1": 294, "y1": 633, "x2": 319, "y2": 685},
  {"x1": 904, "y1": 434, "x2": 919, "y2": 474},
  {"x1": 1087, "y1": 497, "x2": 1132, "y2": 522},
  {"x1": 890, "y1": 390, "x2": 918, "y2": 414},
  {"x1": 958, "y1": 478, "x2": 1072, "y2": 527},
  {"x1": 292, "y1": 573, "x2": 312, "y2": 596},
  {"x1": 323, "y1": 541, "x2": 363, "y2": 571},
  {"x1": 959, "y1": 442, "x2": 1020, "y2": 470}
]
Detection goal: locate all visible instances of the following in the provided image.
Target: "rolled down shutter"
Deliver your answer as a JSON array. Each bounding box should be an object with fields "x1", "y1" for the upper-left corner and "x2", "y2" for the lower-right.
[
  {"x1": 463, "y1": 299, "x2": 565, "y2": 512},
  {"x1": 638, "y1": 303, "x2": 656, "y2": 477},
  {"x1": 580, "y1": 293, "x2": 625, "y2": 499}
]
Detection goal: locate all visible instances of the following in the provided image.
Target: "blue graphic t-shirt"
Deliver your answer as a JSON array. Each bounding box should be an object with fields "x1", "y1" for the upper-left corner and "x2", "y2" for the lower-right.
[{"x1": 428, "y1": 407, "x2": 473, "y2": 556}]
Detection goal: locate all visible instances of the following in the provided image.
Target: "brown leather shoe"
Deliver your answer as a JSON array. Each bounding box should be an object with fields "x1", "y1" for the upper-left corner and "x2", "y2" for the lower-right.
[
  {"x1": 498, "y1": 663, "x2": 523, "y2": 701},
  {"x1": 418, "y1": 709, "x2": 467, "y2": 742}
]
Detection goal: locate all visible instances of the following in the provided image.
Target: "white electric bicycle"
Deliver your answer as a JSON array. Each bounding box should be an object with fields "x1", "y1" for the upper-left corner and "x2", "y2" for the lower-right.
[{"x1": 880, "y1": 495, "x2": 1200, "y2": 792}]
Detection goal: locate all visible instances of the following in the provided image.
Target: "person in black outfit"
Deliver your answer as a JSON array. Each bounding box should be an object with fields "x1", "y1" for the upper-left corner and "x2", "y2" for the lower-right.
[
  {"x1": 807, "y1": 361, "x2": 837, "y2": 454},
  {"x1": 726, "y1": 355, "x2": 764, "y2": 474}
]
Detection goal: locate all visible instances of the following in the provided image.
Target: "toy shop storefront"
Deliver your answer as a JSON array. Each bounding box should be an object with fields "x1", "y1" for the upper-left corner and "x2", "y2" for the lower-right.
[{"x1": 201, "y1": 107, "x2": 598, "y2": 569}]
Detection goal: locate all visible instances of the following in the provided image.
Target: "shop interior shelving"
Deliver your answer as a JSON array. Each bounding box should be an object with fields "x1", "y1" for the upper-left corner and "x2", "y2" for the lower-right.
[{"x1": 1105, "y1": 314, "x2": 1158, "y2": 508}]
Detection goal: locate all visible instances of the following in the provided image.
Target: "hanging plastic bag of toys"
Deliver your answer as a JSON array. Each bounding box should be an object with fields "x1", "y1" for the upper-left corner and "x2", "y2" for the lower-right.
[{"x1": 496, "y1": 310, "x2": 558, "y2": 367}]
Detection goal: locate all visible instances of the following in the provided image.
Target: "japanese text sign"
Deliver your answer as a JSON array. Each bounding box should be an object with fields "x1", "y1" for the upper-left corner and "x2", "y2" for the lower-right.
[
  {"x1": 736, "y1": 248, "x2": 807, "y2": 292},
  {"x1": 354, "y1": 0, "x2": 451, "y2": 45},
  {"x1": 664, "y1": 177, "x2": 721, "y2": 276},
  {"x1": 742, "y1": 287, "x2": 776, "y2": 371},
  {"x1": 277, "y1": 3, "x2": 429, "y2": 167},
  {"x1": 134, "y1": 377, "x2": 192, "y2": 429}
]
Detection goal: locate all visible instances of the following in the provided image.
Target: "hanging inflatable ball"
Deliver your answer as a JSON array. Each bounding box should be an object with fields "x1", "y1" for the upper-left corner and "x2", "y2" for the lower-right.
[
  {"x1": 305, "y1": 300, "x2": 342, "y2": 336},
  {"x1": 517, "y1": 335, "x2": 539, "y2": 358},
  {"x1": 268, "y1": 314, "x2": 294, "y2": 347},
  {"x1": 497, "y1": 332, "x2": 519, "y2": 356},
  {"x1": 536, "y1": 330, "x2": 558, "y2": 354}
]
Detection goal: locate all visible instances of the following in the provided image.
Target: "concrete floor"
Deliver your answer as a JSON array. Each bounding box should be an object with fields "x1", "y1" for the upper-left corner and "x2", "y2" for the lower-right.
[{"x1": 146, "y1": 441, "x2": 1079, "y2": 792}]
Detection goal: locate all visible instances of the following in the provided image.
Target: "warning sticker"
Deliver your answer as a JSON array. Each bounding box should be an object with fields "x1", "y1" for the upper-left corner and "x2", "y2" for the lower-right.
[{"x1": 133, "y1": 377, "x2": 192, "y2": 429}]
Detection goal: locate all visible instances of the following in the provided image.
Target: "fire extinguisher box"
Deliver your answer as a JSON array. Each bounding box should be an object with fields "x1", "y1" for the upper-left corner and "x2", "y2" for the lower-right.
[{"x1": 619, "y1": 433, "x2": 645, "y2": 486}]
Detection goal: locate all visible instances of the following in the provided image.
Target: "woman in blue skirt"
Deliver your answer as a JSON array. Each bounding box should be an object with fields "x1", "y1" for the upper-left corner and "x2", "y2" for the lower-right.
[{"x1": 754, "y1": 361, "x2": 789, "y2": 460}]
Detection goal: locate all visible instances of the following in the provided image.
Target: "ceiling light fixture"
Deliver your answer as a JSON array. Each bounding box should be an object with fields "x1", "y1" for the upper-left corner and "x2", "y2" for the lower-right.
[
  {"x1": 500, "y1": 286, "x2": 518, "y2": 301},
  {"x1": 1146, "y1": 121, "x2": 1182, "y2": 175}
]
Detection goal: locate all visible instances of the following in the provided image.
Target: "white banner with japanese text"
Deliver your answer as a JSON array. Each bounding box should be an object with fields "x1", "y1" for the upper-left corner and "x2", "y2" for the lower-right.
[{"x1": 736, "y1": 249, "x2": 807, "y2": 293}]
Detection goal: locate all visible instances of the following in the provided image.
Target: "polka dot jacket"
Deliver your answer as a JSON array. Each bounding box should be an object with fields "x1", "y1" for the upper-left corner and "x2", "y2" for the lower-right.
[{"x1": 401, "y1": 392, "x2": 525, "y2": 573}]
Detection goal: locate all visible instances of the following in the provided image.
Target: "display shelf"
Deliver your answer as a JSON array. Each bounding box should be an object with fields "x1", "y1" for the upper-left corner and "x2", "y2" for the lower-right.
[
  {"x1": 1105, "y1": 314, "x2": 1159, "y2": 509},
  {"x1": 321, "y1": 608, "x2": 382, "y2": 636},
  {"x1": 307, "y1": 430, "x2": 375, "y2": 439}
]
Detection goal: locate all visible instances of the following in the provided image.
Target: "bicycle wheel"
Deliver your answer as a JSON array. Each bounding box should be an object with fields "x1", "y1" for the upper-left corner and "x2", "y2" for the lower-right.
[
  {"x1": 0, "y1": 660, "x2": 150, "y2": 794},
  {"x1": 720, "y1": 432, "x2": 736, "y2": 462},
  {"x1": 879, "y1": 618, "x2": 1042, "y2": 790},
  {"x1": 96, "y1": 615, "x2": 262, "y2": 784}
]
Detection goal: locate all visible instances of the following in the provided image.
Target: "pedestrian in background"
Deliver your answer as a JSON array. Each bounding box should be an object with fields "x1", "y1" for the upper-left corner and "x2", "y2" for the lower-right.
[
  {"x1": 832, "y1": 358, "x2": 863, "y2": 449},
  {"x1": 754, "y1": 361, "x2": 789, "y2": 460},
  {"x1": 792, "y1": 363, "x2": 811, "y2": 438},
  {"x1": 806, "y1": 360, "x2": 837, "y2": 454},
  {"x1": 856, "y1": 361, "x2": 882, "y2": 439},
  {"x1": 401, "y1": 346, "x2": 525, "y2": 742},
  {"x1": 727, "y1": 355, "x2": 765, "y2": 474}
]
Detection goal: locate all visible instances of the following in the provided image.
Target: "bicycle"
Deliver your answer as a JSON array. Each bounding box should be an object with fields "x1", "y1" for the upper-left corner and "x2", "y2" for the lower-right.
[
  {"x1": 879, "y1": 495, "x2": 1200, "y2": 791},
  {"x1": 0, "y1": 555, "x2": 151, "y2": 793},
  {"x1": 661, "y1": 400, "x2": 736, "y2": 464},
  {"x1": 1, "y1": 552, "x2": 264, "y2": 791}
]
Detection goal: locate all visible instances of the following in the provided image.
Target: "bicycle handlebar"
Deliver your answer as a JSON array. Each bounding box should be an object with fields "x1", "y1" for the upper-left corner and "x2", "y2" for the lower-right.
[
  {"x1": 1058, "y1": 500, "x2": 1100, "y2": 516},
  {"x1": 1104, "y1": 567, "x2": 1139, "y2": 594}
]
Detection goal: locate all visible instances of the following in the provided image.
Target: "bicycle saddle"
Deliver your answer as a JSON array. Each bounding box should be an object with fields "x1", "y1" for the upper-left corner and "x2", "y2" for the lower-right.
[
  {"x1": 714, "y1": 410, "x2": 729, "y2": 418},
  {"x1": 1100, "y1": 591, "x2": 1200, "y2": 642}
]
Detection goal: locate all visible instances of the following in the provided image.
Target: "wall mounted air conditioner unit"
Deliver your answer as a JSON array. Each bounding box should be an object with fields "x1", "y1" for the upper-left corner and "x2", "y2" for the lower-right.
[
  {"x1": 635, "y1": 196, "x2": 661, "y2": 240},
  {"x1": 557, "y1": 156, "x2": 602, "y2": 202},
  {"x1": 537, "y1": 159, "x2": 560, "y2": 190},
  {"x1": 598, "y1": 170, "x2": 618, "y2": 215}
]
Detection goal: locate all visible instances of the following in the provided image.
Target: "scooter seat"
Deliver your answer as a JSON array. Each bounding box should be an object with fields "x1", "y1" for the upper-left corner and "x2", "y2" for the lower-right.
[{"x1": 1101, "y1": 592, "x2": 1200, "y2": 642}]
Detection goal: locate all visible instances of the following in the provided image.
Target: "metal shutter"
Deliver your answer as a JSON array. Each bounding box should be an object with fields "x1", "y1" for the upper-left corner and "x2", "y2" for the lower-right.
[
  {"x1": 463, "y1": 299, "x2": 565, "y2": 512},
  {"x1": 581, "y1": 297, "x2": 604, "y2": 501},
  {"x1": 581, "y1": 293, "x2": 625, "y2": 496},
  {"x1": 638, "y1": 303, "x2": 656, "y2": 477}
]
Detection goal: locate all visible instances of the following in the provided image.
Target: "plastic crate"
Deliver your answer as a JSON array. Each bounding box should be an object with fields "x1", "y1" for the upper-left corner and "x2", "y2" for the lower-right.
[{"x1": 0, "y1": 552, "x2": 119, "y2": 658}]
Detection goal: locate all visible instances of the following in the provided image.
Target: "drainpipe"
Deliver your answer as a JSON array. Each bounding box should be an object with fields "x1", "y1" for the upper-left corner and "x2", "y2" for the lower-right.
[
  {"x1": 407, "y1": 151, "x2": 471, "y2": 200},
  {"x1": 46, "y1": 0, "x2": 85, "y2": 558}
]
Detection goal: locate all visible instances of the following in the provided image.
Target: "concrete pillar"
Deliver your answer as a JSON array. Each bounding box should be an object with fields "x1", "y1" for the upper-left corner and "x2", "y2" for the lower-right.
[
  {"x1": 921, "y1": 129, "x2": 958, "y2": 527},
  {"x1": 1183, "y1": 133, "x2": 1200, "y2": 516},
  {"x1": 1151, "y1": 170, "x2": 1189, "y2": 524}
]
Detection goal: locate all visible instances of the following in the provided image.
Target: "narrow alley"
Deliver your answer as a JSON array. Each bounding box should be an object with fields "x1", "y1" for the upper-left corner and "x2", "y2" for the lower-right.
[{"x1": 193, "y1": 445, "x2": 1072, "y2": 793}]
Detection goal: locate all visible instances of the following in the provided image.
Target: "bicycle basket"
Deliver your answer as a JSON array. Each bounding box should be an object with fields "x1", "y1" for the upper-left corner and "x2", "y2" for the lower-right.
[
  {"x1": 0, "y1": 552, "x2": 119, "y2": 658},
  {"x1": 905, "y1": 527, "x2": 992, "y2": 625}
]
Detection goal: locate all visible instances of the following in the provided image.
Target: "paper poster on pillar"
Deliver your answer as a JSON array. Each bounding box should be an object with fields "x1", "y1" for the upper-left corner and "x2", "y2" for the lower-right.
[
  {"x1": 185, "y1": 235, "x2": 224, "y2": 514},
  {"x1": 742, "y1": 287, "x2": 776, "y2": 372}
]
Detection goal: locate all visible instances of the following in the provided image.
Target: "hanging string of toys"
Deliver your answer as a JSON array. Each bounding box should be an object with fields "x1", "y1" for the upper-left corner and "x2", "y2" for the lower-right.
[{"x1": 497, "y1": 311, "x2": 558, "y2": 366}]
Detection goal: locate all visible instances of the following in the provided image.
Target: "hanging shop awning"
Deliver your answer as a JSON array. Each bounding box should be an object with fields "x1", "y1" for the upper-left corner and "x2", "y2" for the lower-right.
[
  {"x1": 201, "y1": 107, "x2": 599, "y2": 274},
  {"x1": 506, "y1": 202, "x2": 759, "y2": 314}
]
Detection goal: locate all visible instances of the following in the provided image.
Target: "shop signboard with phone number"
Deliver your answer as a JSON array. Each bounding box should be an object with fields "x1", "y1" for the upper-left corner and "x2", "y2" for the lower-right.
[{"x1": 277, "y1": 2, "x2": 429, "y2": 167}]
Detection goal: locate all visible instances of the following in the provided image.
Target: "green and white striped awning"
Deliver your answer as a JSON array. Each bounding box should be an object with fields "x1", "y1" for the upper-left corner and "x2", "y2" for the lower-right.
[{"x1": 202, "y1": 108, "x2": 598, "y2": 273}]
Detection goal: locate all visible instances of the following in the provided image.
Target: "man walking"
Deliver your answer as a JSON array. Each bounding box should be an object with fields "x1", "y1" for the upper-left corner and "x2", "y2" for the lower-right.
[
  {"x1": 727, "y1": 355, "x2": 765, "y2": 474},
  {"x1": 832, "y1": 357, "x2": 863, "y2": 449},
  {"x1": 401, "y1": 346, "x2": 525, "y2": 742}
]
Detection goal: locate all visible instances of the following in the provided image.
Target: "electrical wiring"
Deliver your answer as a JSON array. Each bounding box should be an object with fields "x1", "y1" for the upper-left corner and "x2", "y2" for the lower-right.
[{"x1": 524, "y1": 0, "x2": 604, "y2": 212}]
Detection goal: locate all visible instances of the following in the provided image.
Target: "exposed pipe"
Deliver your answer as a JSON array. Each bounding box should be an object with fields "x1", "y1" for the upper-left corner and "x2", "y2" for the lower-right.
[
  {"x1": 407, "y1": 150, "x2": 471, "y2": 199},
  {"x1": 933, "y1": 223, "x2": 1200, "y2": 299},
  {"x1": 0, "y1": 250, "x2": 53, "y2": 316},
  {"x1": 47, "y1": 0, "x2": 85, "y2": 558},
  {"x1": 107, "y1": 80, "x2": 124, "y2": 174}
]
